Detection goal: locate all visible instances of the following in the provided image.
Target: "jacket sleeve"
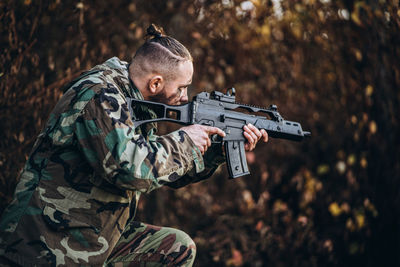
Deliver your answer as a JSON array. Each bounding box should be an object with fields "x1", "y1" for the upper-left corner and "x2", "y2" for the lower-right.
[
  {"x1": 74, "y1": 84, "x2": 205, "y2": 193},
  {"x1": 165, "y1": 143, "x2": 226, "y2": 189}
]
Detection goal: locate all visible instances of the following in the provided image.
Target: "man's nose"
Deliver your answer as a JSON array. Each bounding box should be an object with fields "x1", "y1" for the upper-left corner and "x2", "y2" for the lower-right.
[{"x1": 180, "y1": 92, "x2": 189, "y2": 103}]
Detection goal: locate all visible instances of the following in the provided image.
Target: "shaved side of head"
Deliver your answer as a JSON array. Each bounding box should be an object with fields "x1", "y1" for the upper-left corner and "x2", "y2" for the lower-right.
[{"x1": 129, "y1": 25, "x2": 193, "y2": 85}]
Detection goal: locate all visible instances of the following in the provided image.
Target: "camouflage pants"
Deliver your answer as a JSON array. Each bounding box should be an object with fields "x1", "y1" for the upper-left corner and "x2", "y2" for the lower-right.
[{"x1": 104, "y1": 221, "x2": 196, "y2": 267}]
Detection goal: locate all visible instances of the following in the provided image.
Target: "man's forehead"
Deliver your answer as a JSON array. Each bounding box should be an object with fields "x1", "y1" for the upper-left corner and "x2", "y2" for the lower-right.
[
  {"x1": 177, "y1": 61, "x2": 193, "y2": 83},
  {"x1": 178, "y1": 59, "x2": 193, "y2": 70}
]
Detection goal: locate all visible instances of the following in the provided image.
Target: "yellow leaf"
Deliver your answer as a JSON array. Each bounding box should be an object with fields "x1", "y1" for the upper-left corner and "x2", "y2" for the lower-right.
[
  {"x1": 291, "y1": 25, "x2": 302, "y2": 39},
  {"x1": 347, "y1": 154, "x2": 356, "y2": 166},
  {"x1": 365, "y1": 85, "x2": 373, "y2": 96},
  {"x1": 364, "y1": 199, "x2": 378, "y2": 217},
  {"x1": 317, "y1": 164, "x2": 330, "y2": 175},
  {"x1": 354, "y1": 49, "x2": 362, "y2": 61},
  {"x1": 273, "y1": 199, "x2": 288, "y2": 213},
  {"x1": 318, "y1": 10, "x2": 325, "y2": 22},
  {"x1": 351, "y1": 115, "x2": 357, "y2": 124},
  {"x1": 260, "y1": 25, "x2": 270, "y2": 38},
  {"x1": 351, "y1": 12, "x2": 362, "y2": 26},
  {"x1": 242, "y1": 190, "x2": 255, "y2": 210},
  {"x1": 250, "y1": 0, "x2": 261, "y2": 8},
  {"x1": 356, "y1": 214, "x2": 365, "y2": 229},
  {"x1": 369, "y1": 121, "x2": 377, "y2": 134},
  {"x1": 346, "y1": 218, "x2": 356, "y2": 232},
  {"x1": 329, "y1": 202, "x2": 342, "y2": 217},
  {"x1": 360, "y1": 158, "x2": 368, "y2": 168}
]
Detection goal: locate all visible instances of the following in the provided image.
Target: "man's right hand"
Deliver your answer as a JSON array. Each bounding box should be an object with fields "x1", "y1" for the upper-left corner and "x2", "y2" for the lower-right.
[{"x1": 181, "y1": 125, "x2": 226, "y2": 155}]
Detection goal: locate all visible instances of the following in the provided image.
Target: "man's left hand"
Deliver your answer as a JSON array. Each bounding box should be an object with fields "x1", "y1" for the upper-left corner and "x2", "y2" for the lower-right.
[{"x1": 243, "y1": 123, "x2": 269, "y2": 151}]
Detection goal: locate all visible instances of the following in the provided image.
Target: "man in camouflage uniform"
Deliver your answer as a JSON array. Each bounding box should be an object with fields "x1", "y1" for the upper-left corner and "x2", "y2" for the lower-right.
[{"x1": 0, "y1": 26, "x2": 268, "y2": 266}]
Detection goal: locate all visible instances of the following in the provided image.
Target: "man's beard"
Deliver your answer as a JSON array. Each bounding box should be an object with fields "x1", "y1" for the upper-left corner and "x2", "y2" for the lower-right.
[{"x1": 148, "y1": 86, "x2": 181, "y2": 105}]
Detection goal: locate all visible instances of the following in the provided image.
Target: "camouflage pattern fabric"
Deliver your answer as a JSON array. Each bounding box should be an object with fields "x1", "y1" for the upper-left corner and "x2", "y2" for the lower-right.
[
  {"x1": 0, "y1": 57, "x2": 225, "y2": 266},
  {"x1": 104, "y1": 221, "x2": 196, "y2": 267}
]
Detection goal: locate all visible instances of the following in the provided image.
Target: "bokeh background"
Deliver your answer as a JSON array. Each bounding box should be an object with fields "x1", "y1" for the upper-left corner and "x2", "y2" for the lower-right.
[{"x1": 1, "y1": 0, "x2": 399, "y2": 266}]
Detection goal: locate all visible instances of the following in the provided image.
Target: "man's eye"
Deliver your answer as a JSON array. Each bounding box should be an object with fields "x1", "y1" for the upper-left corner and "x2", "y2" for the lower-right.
[{"x1": 178, "y1": 87, "x2": 187, "y2": 96}]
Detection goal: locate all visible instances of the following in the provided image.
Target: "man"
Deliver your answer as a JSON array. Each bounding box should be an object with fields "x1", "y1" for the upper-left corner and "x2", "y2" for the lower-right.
[{"x1": 0, "y1": 25, "x2": 268, "y2": 266}]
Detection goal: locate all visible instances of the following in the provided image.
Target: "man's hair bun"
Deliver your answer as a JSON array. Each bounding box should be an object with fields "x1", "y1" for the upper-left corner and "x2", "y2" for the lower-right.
[{"x1": 146, "y1": 24, "x2": 165, "y2": 38}]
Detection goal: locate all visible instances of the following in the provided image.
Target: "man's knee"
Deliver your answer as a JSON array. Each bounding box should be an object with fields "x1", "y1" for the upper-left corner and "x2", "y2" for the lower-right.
[
  {"x1": 166, "y1": 228, "x2": 196, "y2": 266},
  {"x1": 174, "y1": 228, "x2": 196, "y2": 249},
  {"x1": 107, "y1": 223, "x2": 197, "y2": 266}
]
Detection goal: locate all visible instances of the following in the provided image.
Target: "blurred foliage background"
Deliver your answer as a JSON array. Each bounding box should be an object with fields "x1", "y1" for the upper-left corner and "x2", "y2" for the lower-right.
[{"x1": 1, "y1": 0, "x2": 400, "y2": 266}]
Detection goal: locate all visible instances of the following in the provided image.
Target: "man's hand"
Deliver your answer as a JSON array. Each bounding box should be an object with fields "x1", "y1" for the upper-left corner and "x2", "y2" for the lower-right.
[
  {"x1": 243, "y1": 123, "x2": 269, "y2": 151},
  {"x1": 181, "y1": 125, "x2": 226, "y2": 155}
]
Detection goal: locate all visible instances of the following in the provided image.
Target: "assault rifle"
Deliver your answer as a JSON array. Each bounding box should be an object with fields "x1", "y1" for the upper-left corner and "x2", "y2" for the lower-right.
[{"x1": 127, "y1": 88, "x2": 311, "y2": 178}]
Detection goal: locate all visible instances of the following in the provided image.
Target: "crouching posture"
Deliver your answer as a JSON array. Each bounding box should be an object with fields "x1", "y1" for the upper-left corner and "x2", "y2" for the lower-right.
[{"x1": 0, "y1": 25, "x2": 267, "y2": 266}]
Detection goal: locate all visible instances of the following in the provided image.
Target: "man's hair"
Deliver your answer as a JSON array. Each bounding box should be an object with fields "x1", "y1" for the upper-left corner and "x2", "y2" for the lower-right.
[{"x1": 130, "y1": 24, "x2": 192, "y2": 81}]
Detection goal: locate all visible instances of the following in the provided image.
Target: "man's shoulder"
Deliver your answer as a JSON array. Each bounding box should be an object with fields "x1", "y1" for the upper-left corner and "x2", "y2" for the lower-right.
[
  {"x1": 46, "y1": 57, "x2": 138, "y2": 135},
  {"x1": 92, "y1": 57, "x2": 130, "y2": 85},
  {"x1": 63, "y1": 57, "x2": 136, "y2": 100},
  {"x1": 70, "y1": 58, "x2": 128, "y2": 88},
  {"x1": 100, "y1": 57, "x2": 129, "y2": 71}
]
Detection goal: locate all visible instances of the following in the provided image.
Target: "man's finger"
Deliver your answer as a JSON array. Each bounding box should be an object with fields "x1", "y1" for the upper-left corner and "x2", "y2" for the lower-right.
[
  {"x1": 261, "y1": 129, "x2": 269, "y2": 142},
  {"x1": 244, "y1": 141, "x2": 254, "y2": 151},
  {"x1": 205, "y1": 126, "x2": 226, "y2": 137},
  {"x1": 244, "y1": 125, "x2": 257, "y2": 143},
  {"x1": 245, "y1": 143, "x2": 250, "y2": 151},
  {"x1": 199, "y1": 145, "x2": 205, "y2": 155},
  {"x1": 248, "y1": 124, "x2": 262, "y2": 140},
  {"x1": 243, "y1": 131, "x2": 254, "y2": 145}
]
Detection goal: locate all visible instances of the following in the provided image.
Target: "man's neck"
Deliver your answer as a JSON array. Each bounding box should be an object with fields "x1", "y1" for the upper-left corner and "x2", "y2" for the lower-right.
[
  {"x1": 129, "y1": 64, "x2": 151, "y2": 100},
  {"x1": 129, "y1": 76, "x2": 148, "y2": 101}
]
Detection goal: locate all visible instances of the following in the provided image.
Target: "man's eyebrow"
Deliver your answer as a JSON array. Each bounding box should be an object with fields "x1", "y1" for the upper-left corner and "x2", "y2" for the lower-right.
[{"x1": 179, "y1": 81, "x2": 192, "y2": 88}]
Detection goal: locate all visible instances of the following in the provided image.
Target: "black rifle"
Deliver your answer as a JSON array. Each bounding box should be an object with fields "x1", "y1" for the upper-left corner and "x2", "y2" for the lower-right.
[{"x1": 127, "y1": 88, "x2": 311, "y2": 178}]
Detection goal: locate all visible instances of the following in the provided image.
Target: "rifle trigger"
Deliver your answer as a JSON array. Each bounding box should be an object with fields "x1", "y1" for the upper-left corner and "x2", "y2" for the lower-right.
[{"x1": 211, "y1": 134, "x2": 223, "y2": 143}]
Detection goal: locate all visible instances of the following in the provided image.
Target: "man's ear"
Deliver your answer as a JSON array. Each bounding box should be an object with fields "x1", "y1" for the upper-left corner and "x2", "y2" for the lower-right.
[{"x1": 148, "y1": 75, "x2": 164, "y2": 94}]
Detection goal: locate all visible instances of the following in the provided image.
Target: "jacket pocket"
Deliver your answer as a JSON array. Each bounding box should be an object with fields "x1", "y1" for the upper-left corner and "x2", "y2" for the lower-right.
[
  {"x1": 42, "y1": 205, "x2": 101, "y2": 234},
  {"x1": 41, "y1": 205, "x2": 110, "y2": 264}
]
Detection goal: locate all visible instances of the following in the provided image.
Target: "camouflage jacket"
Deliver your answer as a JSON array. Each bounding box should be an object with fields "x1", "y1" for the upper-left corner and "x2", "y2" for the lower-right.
[{"x1": 0, "y1": 57, "x2": 224, "y2": 266}]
